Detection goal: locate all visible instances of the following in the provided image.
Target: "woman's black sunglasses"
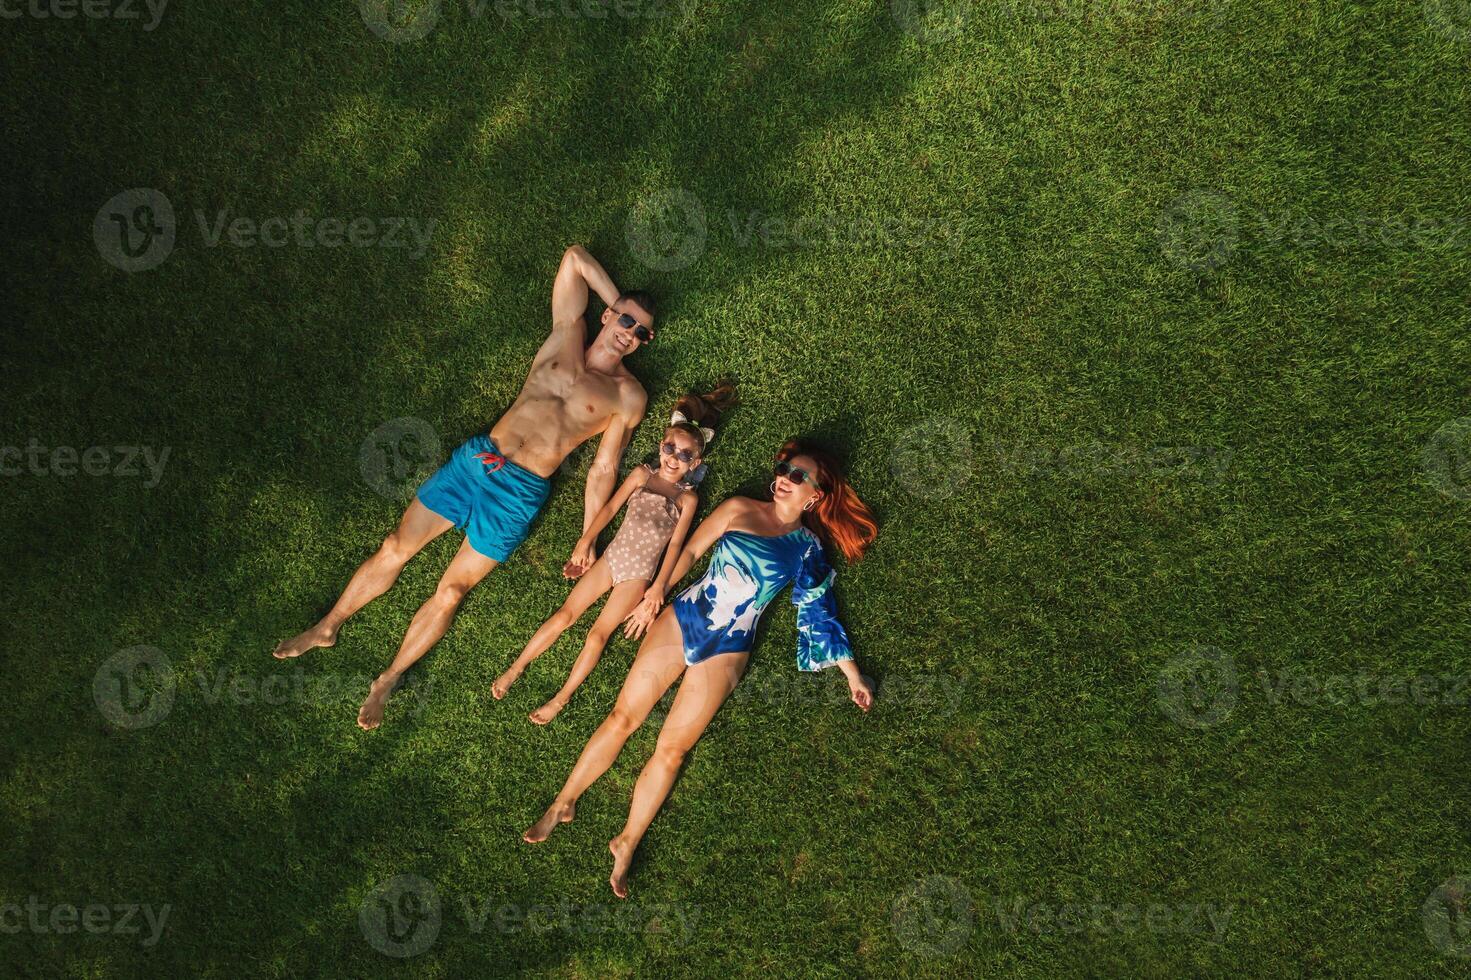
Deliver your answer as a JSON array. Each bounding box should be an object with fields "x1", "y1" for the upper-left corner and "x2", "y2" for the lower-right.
[
  {"x1": 661, "y1": 441, "x2": 696, "y2": 464},
  {"x1": 773, "y1": 459, "x2": 819, "y2": 487},
  {"x1": 616, "y1": 313, "x2": 654, "y2": 344}
]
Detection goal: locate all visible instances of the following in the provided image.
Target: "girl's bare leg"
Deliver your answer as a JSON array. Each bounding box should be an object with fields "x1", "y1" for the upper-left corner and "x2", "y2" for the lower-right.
[
  {"x1": 492, "y1": 558, "x2": 613, "y2": 699},
  {"x1": 522, "y1": 610, "x2": 686, "y2": 843},
  {"x1": 273, "y1": 499, "x2": 452, "y2": 659},
  {"x1": 608, "y1": 651, "x2": 747, "y2": 898},
  {"x1": 530, "y1": 579, "x2": 648, "y2": 725}
]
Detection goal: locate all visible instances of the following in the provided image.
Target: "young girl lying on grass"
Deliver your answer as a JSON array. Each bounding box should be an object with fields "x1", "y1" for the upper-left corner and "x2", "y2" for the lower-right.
[{"x1": 491, "y1": 384, "x2": 736, "y2": 723}]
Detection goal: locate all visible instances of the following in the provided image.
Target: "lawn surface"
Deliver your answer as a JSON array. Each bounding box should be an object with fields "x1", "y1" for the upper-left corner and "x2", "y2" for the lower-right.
[{"x1": 4, "y1": 0, "x2": 1471, "y2": 976}]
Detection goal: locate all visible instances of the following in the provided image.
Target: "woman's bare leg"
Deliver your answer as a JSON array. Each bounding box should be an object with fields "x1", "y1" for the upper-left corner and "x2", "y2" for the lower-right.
[
  {"x1": 522, "y1": 610, "x2": 686, "y2": 843},
  {"x1": 492, "y1": 558, "x2": 613, "y2": 699},
  {"x1": 273, "y1": 498, "x2": 452, "y2": 659},
  {"x1": 608, "y1": 651, "x2": 747, "y2": 897},
  {"x1": 530, "y1": 578, "x2": 648, "y2": 724}
]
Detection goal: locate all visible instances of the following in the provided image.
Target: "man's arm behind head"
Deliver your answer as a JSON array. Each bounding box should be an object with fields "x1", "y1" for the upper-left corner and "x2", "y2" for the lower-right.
[{"x1": 551, "y1": 245, "x2": 621, "y2": 337}]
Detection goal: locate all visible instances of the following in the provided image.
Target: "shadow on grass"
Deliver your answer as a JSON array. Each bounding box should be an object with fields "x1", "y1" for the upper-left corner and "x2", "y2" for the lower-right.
[{"x1": 2, "y1": 2, "x2": 932, "y2": 973}]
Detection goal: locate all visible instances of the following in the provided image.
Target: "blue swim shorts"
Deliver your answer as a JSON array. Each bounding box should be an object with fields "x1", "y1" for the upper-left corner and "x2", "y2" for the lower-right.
[{"x1": 416, "y1": 434, "x2": 551, "y2": 563}]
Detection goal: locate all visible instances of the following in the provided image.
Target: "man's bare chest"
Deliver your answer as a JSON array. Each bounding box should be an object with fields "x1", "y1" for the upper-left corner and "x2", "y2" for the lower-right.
[{"x1": 522, "y1": 358, "x2": 621, "y2": 420}]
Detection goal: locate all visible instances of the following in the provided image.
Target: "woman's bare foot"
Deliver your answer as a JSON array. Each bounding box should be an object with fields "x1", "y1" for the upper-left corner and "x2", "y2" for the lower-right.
[
  {"x1": 522, "y1": 801, "x2": 575, "y2": 843},
  {"x1": 608, "y1": 835, "x2": 634, "y2": 899},
  {"x1": 357, "y1": 674, "x2": 398, "y2": 730},
  {"x1": 491, "y1": 666, "x2": 523, "y2": 700},
  {"x1": 272, "y1": 624, "x2": 337, "y2": 660},
  {"x1": 529, "y1": 697, "x2": 566, "y2": 725}
]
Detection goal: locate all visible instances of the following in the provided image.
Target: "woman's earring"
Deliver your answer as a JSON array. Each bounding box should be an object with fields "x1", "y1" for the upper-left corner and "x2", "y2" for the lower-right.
[
  {"x1": 802, "y1": 498, "x2": 815, "y2": 512},
  {"x1": 770, "y1": 480, "x2": 778, "y2": 496}
]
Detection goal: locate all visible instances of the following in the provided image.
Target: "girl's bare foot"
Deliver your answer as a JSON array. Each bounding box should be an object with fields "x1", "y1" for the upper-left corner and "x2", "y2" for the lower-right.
[
  {"x1": 608, "y1": 835, "x2": 634, "y2": 899},
  {"x1": 272, "y1": 625, "x2": 336, "y2": 660},
  {"x1": 521, "y1": 801, "x2": 575, "y2": 843},
  {"x1": 491, "y1": 666, "x2": 523, "y2": 700},
  {"x1": 529, "y1": 697, "x2": 566, "y2": 725},
  {"x1": 357, "y1": 674, "x2": 397, "y2": 730}
]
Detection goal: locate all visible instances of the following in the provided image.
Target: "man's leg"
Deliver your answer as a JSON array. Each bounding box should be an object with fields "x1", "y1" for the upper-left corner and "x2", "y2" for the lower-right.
[
  {"x1": 357, "y1": 538, "x2": 497, "y2": 729},
  {"x1": 273, "y1": 498, "x2": 453, "y2": 659}
]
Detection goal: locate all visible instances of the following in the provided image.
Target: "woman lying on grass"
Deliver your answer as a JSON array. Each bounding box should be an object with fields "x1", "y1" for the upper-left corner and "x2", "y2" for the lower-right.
[
  {"x1": 522, "y1": 438, "x2": 876, "y2": 898},
  {"x1": 491, "y1": 384, "x2": 735, "y2": 724}
]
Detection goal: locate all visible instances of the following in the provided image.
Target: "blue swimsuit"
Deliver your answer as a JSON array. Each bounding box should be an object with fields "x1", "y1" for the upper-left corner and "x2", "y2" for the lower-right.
[{"x1": 672, "y1": 525, "x2": 854, "y2": 670}]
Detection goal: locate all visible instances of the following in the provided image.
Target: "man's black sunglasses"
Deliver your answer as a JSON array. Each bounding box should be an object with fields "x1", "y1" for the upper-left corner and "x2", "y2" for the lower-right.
[{"x1": 616, "y1": 313, "x2": 653, "y2": 344}]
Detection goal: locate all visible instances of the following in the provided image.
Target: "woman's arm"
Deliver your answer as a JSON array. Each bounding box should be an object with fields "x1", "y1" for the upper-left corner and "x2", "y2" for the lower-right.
[
  {"x1": 791, "y1": 538, "x2": 871, "y2": 711},
  {"x1": 623, "y1": 497, "x2": 744, "y2": 638},
  {"x1": 566, "y1": 466, "x2": 648, "y2": 578},
  {"x1": 835, "y1": 659, "x2": 873, "y2": 712}
]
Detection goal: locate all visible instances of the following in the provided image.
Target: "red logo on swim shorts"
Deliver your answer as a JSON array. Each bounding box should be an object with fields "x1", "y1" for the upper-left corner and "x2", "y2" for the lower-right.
[{"x1": 474, "y1": 451, "x2": 505, "y2": 473}]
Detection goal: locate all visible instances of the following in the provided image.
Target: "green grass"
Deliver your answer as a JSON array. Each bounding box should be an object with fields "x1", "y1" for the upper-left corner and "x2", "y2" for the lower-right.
[{"x1": 4, "y1": 0, "x2": 1471, "y2": 975}]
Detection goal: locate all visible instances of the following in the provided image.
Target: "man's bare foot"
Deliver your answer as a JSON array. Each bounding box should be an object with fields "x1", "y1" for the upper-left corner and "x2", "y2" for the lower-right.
[
  {"x1": 608, "y1": 835, "x2": 634, "y2": 899},
  {"x1": 272, "y1": 625, "x2": 337, "y2": 660},
  {"x1": 521, "y1": 801, "x2": 575, "y2": 843},
  {"x1": 491, "y1": 666, "x2": 523, "y2": 700},
  {"x1": 357, "y1": 674, "x2": 398, "y2": 730},
  {"x1": 529, "y1": 697, "x2": 566, "y2": 725}
]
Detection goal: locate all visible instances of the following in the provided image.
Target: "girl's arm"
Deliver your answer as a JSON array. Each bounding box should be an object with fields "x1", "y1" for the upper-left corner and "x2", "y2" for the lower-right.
[
  {"x1": 623, "y1": 496, "x2": 744, "y2": 638},
  {"x1": 565, "y1": 466, "x2": 648, "y2": 578},
  {"x1": 640, "y1": 490, "x2": 699, "y2": 608}
]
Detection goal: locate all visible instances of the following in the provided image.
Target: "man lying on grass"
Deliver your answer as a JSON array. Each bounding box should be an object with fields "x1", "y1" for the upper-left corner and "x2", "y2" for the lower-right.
[{"x1": 271, "y1": 245, "x2": 652, "y2": 729}]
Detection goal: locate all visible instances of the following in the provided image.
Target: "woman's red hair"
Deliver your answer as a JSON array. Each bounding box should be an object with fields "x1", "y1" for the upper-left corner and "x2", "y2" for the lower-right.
[{"x1": 777, "y1": 439, "x2": 877, "y2": 563}]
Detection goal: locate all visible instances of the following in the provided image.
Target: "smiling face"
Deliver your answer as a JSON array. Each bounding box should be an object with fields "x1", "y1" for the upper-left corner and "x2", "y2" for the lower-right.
[
  {"x1": 597, "y1": 297, "x2": 654, "y2": 359},
  {"x1": 657, "y1": 426, "x2": 702, "y2": 483},
  {"x1": 773, "y1": 452, "x2": 824, "y2": 510}
]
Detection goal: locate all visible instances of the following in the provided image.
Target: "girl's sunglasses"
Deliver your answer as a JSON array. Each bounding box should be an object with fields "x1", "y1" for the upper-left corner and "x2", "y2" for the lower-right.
[
  {"x1": 661, "y1": 441, "x2": 697, "y2": 464},
  {"x1": 616, "y1": 313, "x2": 654, "y2": 344},
  {"x1": 773, "y1": 459, "x2": 819, "y2": 487}
]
